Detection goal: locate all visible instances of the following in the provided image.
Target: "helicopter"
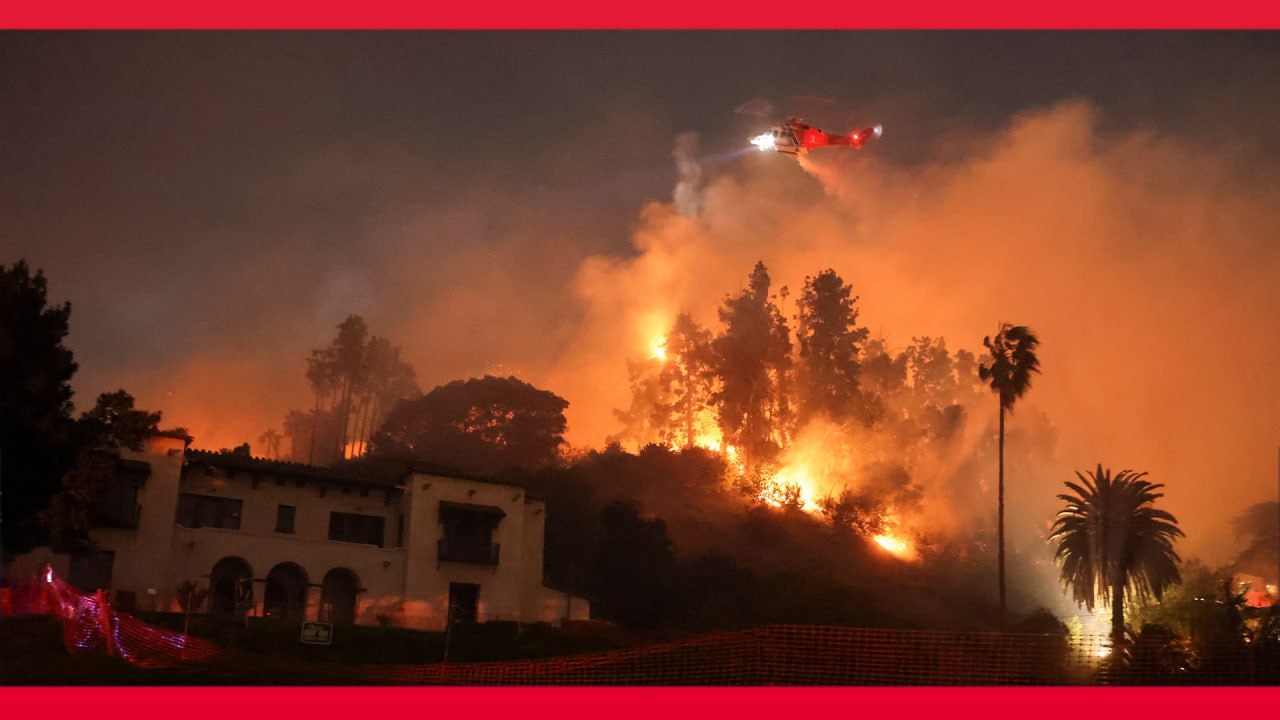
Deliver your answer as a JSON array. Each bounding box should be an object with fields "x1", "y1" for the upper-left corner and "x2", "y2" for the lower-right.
[{"x1": 750, "y1": 116, "x2": 882, "y2": 156}]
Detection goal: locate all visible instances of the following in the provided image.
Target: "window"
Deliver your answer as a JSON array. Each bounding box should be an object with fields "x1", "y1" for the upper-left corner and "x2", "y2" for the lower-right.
[
  {"x1": 275, "y1": 505, "x2": 296, "y2": 534},
  {"x1": 438, "y1": 502, "x2": 502, "y2": 565},
  {"x1": 328, "y1": 512, "x2": 385, "y2": 547},
  {"x1": 396, "y1": 514, "x2": 405, "y2": 547},
  {"x1": 176, "y1": 493, "x2": 242, "y2": 529},
  {"x1": 96, "y1": 477, "x2": 141, "y2": 528},
  {"x1": 92, "y1": 457, "x2": 147, "y2": 528}
]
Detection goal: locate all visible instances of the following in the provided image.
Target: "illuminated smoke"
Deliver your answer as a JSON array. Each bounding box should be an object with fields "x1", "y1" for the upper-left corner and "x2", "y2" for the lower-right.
[
  {"x1": 108, "y1": 99, "x2": 1280, "y2": 579},
  {"x1": 548, "y1": 99, "x2": 1280, "y2": 577},
  {"x1": 672, "y1": 132, "x2": 703, "y2": 218}
]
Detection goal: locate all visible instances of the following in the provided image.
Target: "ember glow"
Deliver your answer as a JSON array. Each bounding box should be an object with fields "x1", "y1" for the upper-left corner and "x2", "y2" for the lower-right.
[
  {"x1": 650, "y1": 336, "x2": 668, "y2": 363},
  {"x1": 768, "y1": 464, "x2": 821, "y2": 512},
  {"x1": 873, "y1": 533, "x2": 912, "y2": 558}
]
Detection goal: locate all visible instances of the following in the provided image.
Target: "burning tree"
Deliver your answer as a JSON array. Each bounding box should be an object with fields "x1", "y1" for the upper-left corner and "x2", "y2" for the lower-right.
[
  {"x1": 654, "y1": 314, "x2": 717, "y2": 449},
  {"x1": 712, "y1": 261, "x2": 793, "y2": 469},
  {"x1": 611, "y1": 313, "x2": 717, "y2": 450},
  {"x1": 795, "y1": 269, "x2": 869, "y2": 426},
  {"x1": 605, "y1": 259, "x2": 1033, "y2": 568}
]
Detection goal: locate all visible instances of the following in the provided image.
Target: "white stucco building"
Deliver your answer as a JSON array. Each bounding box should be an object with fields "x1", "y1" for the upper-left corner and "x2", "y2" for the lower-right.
[{"x1": 9, "y1": 433, "x2": 588, "y2": 630}]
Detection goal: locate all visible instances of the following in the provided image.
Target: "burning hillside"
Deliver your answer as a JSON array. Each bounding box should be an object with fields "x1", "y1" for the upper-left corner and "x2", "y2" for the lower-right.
[{"x1": 601, "y1": 249, "x2": 1026, "y2": 564}]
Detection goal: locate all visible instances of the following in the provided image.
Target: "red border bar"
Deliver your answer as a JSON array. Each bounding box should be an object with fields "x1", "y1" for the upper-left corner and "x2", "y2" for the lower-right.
[
  {"x1": 0, "y1": 686, "x2": 1272, "y2": 717},
  {"x1": 2, "y1": 0, "x2": 1279, "y2": 29}
]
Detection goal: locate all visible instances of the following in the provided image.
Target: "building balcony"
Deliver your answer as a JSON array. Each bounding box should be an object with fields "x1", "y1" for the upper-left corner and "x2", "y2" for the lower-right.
[{"x1": 437, "y1": 539, "x2": 500, "y2": 566}]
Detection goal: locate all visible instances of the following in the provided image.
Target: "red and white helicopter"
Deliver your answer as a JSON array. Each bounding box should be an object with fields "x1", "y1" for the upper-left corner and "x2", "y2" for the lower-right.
[{"x1": 750, "y1": 116, "x2": 882, "y2": 155}]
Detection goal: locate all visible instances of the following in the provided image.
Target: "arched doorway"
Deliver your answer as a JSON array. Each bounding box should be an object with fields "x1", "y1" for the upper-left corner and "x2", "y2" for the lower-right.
[
  {"x1": 319, "y1": 567, "x2": 360, "y2": 625},
  {"x1": 263, "y1": 562, "x2": 308, "y2": 621},
  {"x1": 209, "y1": 556, "x2": 253, "y2": 616}
]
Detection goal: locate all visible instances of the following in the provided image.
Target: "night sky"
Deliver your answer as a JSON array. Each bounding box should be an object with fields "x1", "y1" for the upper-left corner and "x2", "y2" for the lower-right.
[{"x1": 3, "y1": 32, "x2": 1279, "y2": 567}]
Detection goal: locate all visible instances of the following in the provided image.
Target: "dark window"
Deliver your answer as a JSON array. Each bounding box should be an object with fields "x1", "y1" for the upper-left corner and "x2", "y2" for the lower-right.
[
  {"x1": 396, "y1": 514, "x2": 405, "y2": 548},
  {"x1": 275, "y1": 505, "x2": 296, "y2": 533},
  {"x1": 438, "y1": 503, "x2": 502, "y2": 565},
  {"x1": 176, "y1": 493, "x2": 242, "y2": 529},
  {"x1": 90, "y1": 459, "x2": 147, "y2": 528},
  {"x1": 96, "y1": 477, "x2": 141, "y2": 528},
  {"x1": 328, "y1": 512, "x2": 385, "y2": 547}
]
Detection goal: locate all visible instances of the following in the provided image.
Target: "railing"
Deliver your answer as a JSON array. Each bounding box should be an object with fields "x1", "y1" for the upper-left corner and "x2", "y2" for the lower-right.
[{"x1": 438, "y1": 539, "x2": 500, "y2": 565}]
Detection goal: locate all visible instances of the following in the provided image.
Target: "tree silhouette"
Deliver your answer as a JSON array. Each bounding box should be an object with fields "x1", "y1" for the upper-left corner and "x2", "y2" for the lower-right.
[
  {"x1": 78, "y1": 389, "x2": 162, "y2": 452},
  {"x1": 42, "y1": 390, "x2": 167, "y2": 551},
  {"x1": 258, "y1": 428, "x2": 283, "y2": 459},
  {"x1": 1229, "y1": 501, "x2": 1279, "y2": 581},
  {"x1": 1050, "y1": 465, "x2": 1183, "y2": 648},
  {"x1": 712, "y1": 262, "x2": 792, "y2": 468},
  {"x1": 795, "y1": 269, "x2": 868, "y2": 425},
  {"x1": 372, "y1": 375, "x2": 568, "y2": 477},
  {"x1": 978, "y1": 322, "x2": 1040, "y2": 625},
  {"x1": 1, "y1": 260, "x2": 79, "y2": 551},
  {"x1": 655, "y1": 314, "x2": 716, "y2": 448},
  {"x1": 300, "y1": 316, "x2": 417, "y2": 464},
  {"x1": 858, "y1": 337, "x2": 909, "y2": 426},
  {"x1": 589, "y1": 501, "x2": 678, "y2": 628},
  {"x1": 610, "y1": 313, "x2": 716, "y2": 450}
]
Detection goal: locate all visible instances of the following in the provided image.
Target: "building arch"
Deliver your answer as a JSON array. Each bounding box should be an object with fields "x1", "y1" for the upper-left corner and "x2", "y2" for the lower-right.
[
  {"x1": 209, "y1": 556, "x2": 253, "y2": 616},
  {"x1": 263, "y1": 562, "x2": 309, "y2": 622},
  {"x1": 320, "y1": 567, "x2": 360, "y2": 625}
]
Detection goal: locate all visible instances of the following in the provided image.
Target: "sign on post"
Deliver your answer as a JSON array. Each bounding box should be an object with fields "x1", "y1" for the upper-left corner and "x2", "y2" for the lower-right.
[{"x1": 300, "y1": 622, "x2": 334, "y2": 646}]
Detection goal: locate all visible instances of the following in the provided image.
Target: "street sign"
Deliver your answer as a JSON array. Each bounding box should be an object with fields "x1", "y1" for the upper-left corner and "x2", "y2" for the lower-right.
[{"x1": 300, "y1": 622, "x2": 333, "y2": 646}]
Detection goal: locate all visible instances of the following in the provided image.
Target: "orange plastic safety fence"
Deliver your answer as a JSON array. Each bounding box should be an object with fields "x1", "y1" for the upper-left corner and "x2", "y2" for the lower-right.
[{"x1": 4, "y1": 569, "x2": 1274, "y2": 685}]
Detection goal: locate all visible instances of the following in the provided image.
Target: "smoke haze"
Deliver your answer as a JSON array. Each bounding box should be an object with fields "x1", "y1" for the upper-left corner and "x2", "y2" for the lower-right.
[{"x1": 4, "y1": 33, "x2": 1278, "y2": 575}]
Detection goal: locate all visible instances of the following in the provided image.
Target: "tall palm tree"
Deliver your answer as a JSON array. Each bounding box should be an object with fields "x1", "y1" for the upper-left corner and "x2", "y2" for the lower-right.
[
  {"x1": 978, "y1": 322, "x2": 1040, "y2": 626},
  {"x1": 258, "y1": 428, "x2": 282, "y2": 460},
  {"x1": 1050, "y1": 465, "x2": 1183, "y2": 648}
]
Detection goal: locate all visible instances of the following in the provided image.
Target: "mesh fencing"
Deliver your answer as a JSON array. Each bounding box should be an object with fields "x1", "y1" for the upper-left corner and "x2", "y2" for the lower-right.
[{"x1": 3, "y1": 569, "x2": 1276, "y2": 685}]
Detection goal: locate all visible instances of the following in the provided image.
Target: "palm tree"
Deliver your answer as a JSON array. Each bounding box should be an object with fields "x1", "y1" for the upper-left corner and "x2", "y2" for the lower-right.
[
  {"x1": 1050, "y1": 465, "x2": 1184, "y2": 648},
  {"x1": 978, "y1": 323, "x2": 1040, "y2": 626},
  {"x1": 258, "y1": 428, "x2": 282, "y2": 459}
]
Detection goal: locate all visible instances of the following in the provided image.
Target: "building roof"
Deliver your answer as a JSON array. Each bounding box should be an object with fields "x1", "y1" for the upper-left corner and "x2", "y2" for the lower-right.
[
  {"x1": 184, "y1": 449, "x2": 399, "y2": 489},
  {"x1": 182, "y1": 449, "x2": 537, "y2": 496}
]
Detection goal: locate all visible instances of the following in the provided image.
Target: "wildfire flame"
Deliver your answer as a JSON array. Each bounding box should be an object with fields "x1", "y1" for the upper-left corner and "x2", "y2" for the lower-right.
[
  {"x1": 650, "y1": 336, "x2": 668, "y2": 362},
  {"x1": 640, "y1": 317, "x2": 923, "y2": 560},
  {"x1": 770, "y1": 464, "x2": 821, "y2": 512},
  {"x1": 873, "y1": 533, "x2": 916, "y2": 560}
]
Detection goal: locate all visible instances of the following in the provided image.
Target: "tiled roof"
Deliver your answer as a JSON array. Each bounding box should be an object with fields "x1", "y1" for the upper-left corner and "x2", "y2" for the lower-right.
[
  {"x1": 184, "y1": 449, "x2": 399, "y2": 488},
  {"x1": 182, "y1": 450, "x2": 535, "y2": 495}
]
